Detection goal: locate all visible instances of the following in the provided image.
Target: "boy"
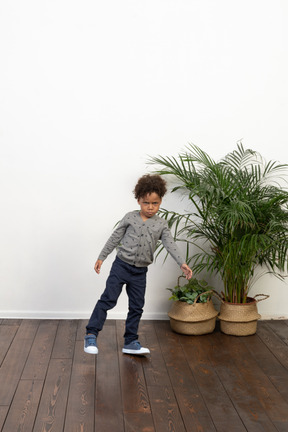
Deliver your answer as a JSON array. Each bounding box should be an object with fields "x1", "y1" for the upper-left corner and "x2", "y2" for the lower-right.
[{"x1": 84, "y1": 174, "x2": 192, "y2": 355}]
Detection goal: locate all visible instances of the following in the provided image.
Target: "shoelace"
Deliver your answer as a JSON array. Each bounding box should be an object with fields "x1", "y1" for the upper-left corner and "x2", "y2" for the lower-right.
[
  {"x1": 131, "y1": 341, "x2": 141, "y2": 348},
  {"x1": 86, "y1": 336, "x2": 96, "y2": 346}
]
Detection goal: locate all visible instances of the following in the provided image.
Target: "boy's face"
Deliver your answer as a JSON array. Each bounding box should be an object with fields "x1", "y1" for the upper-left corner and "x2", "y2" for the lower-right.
[{"x1": 138, "y1": 193, "x2": 162, "y2": 220}]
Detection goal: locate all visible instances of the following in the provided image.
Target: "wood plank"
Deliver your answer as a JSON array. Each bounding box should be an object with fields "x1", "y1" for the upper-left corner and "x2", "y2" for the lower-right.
[
  {"x1": 52, "y1": 320, "x2": 78, "y2": 359},
  {"x1": 174, "y1": 386, "x2": 217, "y2": 432},
  {"x1": 231, "y1": 335, "x2": 288, "y2": 432},
  {"x1": 0, "y1": 320, "x2": 40, "y2": 405},
  {"x1": 139, "y1": 321, "x2": 171, "y2": 387},
  {"x1": 21, "y1": 320, "x2": 59, "y2": 380},
  {"x1": 155, "y1": 321, "x2": 217, "y2": 432},
  {"x1": 0, "y1": 324, "x2": 19, "y2": 366},
  {"x1": 116, "y1": 320, "x2": 151, "y2": 414},
  {"x1": 0, "y1": 406, "x2": 9, "y2": 430},
  {"x1": 257, "y1": 322, "x2": 288, "y2": 370},
  {"x1": 32, "y1": 359, "x2": 72, "y2": 432},
  {"x1": 1, "y1": 319, "x2": 23, "y2": 326},
  {"x1": 1, "y1": 379, "x2": 43, "y2": 432},
  {"x1": 265, "y1": 320, "x2": 288, "y2": 345},
  {"x1": 208, "y1": 332, "x2": 280, "y2": 432},
  {"x1": 154, "y1": 321, "x2": 202, "y2": 388},
  {"x1": 64, "y1": 340, "x2": 96, "y2": 432},
  {"x1": 242, "y1": 331, "x2": 288, "y2": 404},
  {"x1": 76, "y1": 319, "x2": 88, "y2": 341},
  {"x1": 124, "y1": 413, "x2": 155, "y2": 432},
  {"x1": 148, "y1": 385, "x2": 186, "y2": 432},
  {"x1": 180, "y1": 332, "x2": 247, "y2": 432},
  {"x1": 95, "y1": 321, "x2": 125, "y2": 432}
]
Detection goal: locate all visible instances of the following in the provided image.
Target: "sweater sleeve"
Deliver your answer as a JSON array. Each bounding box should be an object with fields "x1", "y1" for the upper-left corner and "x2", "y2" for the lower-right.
[
  {"x1": 97, "y1": 215, "x2": 128, "y2": 262},
  {"x1": 160, "y1": 223, "x2": 186, "y2": 267}
]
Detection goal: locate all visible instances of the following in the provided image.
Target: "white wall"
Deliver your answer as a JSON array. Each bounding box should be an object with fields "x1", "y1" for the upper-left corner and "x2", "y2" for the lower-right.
[{"x1": 1, "y1": 0, "x2": 288, "y2": 320}]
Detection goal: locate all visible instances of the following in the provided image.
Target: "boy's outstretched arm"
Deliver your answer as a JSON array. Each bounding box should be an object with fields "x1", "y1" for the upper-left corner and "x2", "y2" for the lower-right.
[
  {"x1": 94, "y1": 259, "x2": 103, "y2": 274},
  {"x1": 181, "y1": 263, "x2": 193, "y2": 280}
]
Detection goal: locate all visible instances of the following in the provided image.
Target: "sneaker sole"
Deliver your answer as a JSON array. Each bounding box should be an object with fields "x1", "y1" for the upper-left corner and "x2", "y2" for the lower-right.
[
  {"x1": 122, "y1": 348, "x2": 150, "y2": 355},
  {"x1": 84, "y1": 344, "x2": 98, "y2": 355}
]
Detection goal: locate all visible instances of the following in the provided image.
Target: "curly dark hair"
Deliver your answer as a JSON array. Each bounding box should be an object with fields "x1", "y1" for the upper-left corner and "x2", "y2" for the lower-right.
[{"x1": 133, "y1": 174, "x2": 167, "y2": 199}]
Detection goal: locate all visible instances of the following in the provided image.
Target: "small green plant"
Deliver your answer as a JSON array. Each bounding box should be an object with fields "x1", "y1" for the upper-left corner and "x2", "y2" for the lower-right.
[{"x1": 168, "y1": 277, "x2": 213, "y2": 304}]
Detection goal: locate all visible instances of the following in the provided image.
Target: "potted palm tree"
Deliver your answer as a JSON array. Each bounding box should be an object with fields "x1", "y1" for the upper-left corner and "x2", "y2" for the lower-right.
[
  {"x1": 167, "y1": 276, "x2": 218, "y2": 335},
  {"x1": 149, "y1": 143, "x2": 288, "y2": 335}
]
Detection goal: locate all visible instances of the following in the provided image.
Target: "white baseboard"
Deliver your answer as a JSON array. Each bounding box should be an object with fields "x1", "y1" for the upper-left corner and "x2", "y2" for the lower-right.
[
  {"x1": 259, "y1": 314, "x2": 288, "y2": 320},
  {"x1": 0, "y1": 311, "x2": 287, "y2": 320},
  {"x1": 0, "y1": 311, "x2": 90, "y2": 320},
  {"x1": 0, "y1": 310, "x2": 170, "y2": 320}
]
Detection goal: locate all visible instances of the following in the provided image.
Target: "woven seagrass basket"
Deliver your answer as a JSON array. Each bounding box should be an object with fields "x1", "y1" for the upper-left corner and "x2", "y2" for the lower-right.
[
  {"x1": 217, "y1": 294, "x2": 269, "y2": 336},
  {"x1": 168, "y1": 293, "x2": 218, "y2": 335}
]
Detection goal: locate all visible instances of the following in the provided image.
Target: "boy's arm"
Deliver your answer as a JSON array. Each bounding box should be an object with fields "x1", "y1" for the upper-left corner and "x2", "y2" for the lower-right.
[
  {"x1": 94, "y1": 216, "x2": 128, "y2": 273},
  {"x1": 161, "y1": 223, "x2": 193, "y2": 279}
]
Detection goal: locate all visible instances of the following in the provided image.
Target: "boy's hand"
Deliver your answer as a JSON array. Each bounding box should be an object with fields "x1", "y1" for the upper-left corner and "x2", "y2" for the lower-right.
[
  {"x1": 94, "y1": 260, "x2": 103, "y2": 274},
  {"x1": 181, "y1": 263, "x2": 193, "y2": 280}
]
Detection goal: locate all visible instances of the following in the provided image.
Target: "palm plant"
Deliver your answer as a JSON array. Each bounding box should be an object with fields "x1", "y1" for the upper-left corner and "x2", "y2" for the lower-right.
[{"x1": 149, "y1": 143, "x2": 288, "y2": 303}]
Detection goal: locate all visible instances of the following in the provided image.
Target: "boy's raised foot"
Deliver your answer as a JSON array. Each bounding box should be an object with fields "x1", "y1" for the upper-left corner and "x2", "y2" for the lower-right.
[
  {"x1": 84, "y1": 334, "x2": 98, "y2": 354},
  {"x1": 122, "y1": 340, "x2": 150, "y2": 355}
]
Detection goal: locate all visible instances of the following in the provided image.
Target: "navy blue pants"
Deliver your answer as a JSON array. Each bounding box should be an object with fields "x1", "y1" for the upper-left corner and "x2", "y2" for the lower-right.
[{"x1": 86, "y1": 256, "x2": 148, "y2": 344}]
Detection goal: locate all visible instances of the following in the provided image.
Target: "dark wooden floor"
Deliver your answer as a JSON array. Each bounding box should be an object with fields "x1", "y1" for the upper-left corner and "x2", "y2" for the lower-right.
[{"x1": 0, "y1": 319, "x2": 288, "y2": 432}]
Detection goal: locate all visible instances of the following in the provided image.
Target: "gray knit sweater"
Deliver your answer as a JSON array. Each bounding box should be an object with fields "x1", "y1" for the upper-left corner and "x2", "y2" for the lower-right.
[{"x1": 98, "y1": 210, "x2": 185, "y2": 267}]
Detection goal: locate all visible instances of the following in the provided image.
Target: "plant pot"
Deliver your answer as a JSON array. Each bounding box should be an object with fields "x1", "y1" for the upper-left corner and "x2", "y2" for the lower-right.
[
  {"x1": 218, "y1": 294, "x2": 269, "y2": 336},
  {"x1": 168, "y1": 298, "x2": 218, "y2": 335}
]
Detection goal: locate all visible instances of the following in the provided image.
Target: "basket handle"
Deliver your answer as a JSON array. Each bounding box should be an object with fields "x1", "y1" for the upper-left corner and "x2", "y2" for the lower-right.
[
  {"x1": 193, "y1": 290, "x2": 214, "y2": 305},
  {"x1": 209, "y1": 289, "x2": 225, "y2": 304},
  {"x1": 210, "y1": 292, "x2": 270, "y2": 303},
  {"x1": 177, "y1": 275, "x2": 186, "y2": 286},
  {"x1": 253, "y1": 294, "x2": 270, "y2": 303}
]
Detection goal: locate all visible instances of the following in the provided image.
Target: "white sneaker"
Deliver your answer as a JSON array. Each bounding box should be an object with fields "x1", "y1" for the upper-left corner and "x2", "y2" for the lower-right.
[
  {"x1": 122, "y1": 340, "x2": 150, "y2": 355},
  {"x1": 84, "y1": 334, "x2": 98, "y2": 354}
]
